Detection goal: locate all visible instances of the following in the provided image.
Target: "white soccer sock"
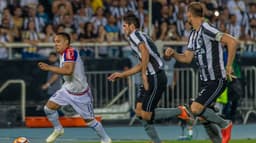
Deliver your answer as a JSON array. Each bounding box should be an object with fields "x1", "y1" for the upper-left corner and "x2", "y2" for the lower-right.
[
  {"x1": 87, "y1": 119, "x2": 110, "y2": 141},
  {"x1": 44, "y1": 106, "x2": 63, "y2": 131}
]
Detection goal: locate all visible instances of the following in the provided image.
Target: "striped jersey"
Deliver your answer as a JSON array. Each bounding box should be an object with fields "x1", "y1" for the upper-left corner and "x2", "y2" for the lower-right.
[
  {"x1": 187, "y1": 22, "x2": 226, "y2": 81},
  {"x1": 60, "y1": 47, "x2": 89, "y2": 93},
  {"x1": 128, "y1": 30, "x2": 164, "y2": 75}
]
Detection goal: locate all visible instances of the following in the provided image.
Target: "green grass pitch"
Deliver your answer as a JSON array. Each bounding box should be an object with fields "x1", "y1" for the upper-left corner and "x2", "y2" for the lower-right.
[{"x1": 76, "y1": 139, "x2": 256, "y2": 143}]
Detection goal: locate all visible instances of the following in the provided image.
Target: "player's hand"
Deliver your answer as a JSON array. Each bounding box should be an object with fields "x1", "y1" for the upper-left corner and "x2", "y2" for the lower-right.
[
  {"x1": 171, "y1": 81, "x2": 176, "y2": 90},
  {"x1": 107, "y1": 72, "x2": 123, "y2": 82},
  {"x1": 38, "y1": 62, "x2": 50, "y2": 71},
  {"x1": 226, "y1": 65, "x2": 237, "y2": 81},
  {"x1": 41, "y1": 83, "x2": 50, "y2": 90},
  {"x1": 165, "y1": 47, "x2": 175, "y2": 57}
]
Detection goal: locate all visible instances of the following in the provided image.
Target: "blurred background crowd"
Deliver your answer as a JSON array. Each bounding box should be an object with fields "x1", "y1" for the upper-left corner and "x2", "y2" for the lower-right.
[{"x1": 0, "y1": 0, "x2": 255, "y2": 59}]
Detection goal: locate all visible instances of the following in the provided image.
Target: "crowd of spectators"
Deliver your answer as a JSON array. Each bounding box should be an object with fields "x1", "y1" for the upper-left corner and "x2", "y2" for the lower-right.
[{"x1": 0, "y1": 0, "x2": 255, "y2": 59}]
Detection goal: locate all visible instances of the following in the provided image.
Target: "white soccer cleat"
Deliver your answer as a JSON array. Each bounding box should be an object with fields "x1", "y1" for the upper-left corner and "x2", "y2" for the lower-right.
[
  {"x1": 101, "y1": 137, "x2": 112, "y2": 143},
  {"x1": 46, "y1": 129, "x2": 64, "y2": 143}
]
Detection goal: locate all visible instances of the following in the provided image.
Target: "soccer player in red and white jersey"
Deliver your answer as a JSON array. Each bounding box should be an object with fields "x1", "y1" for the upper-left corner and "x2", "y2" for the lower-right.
[{"x1": 38, "y1": 32, "x2": 112, "y2": 143}]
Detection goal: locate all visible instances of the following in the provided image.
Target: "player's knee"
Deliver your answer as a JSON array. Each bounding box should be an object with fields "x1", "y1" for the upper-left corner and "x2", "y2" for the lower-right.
[
  {"x1": 190, "y1": 106, "x2": 203, "y2": 115},
  {"x1": 190, "y1": 103, "x2": 204, "y2": 115},
  {"x1": 46, "y1": 100, "x2": 60, "y2": 110},
  {"x1": 84, "y1": 118, "x2": 94, "y2": 123},
  {"x1": 140, "y1": 113, "x2": 152, "y2": 121},
  {"x1": 87, "y1": 119, "x2": 98, "y2": 128},
  {"x1": 141, "y1": 116, "x2": 151, "y2": 121},
  {"x1": 135, "y1": 108, "x2": 142, "y2": 116}
]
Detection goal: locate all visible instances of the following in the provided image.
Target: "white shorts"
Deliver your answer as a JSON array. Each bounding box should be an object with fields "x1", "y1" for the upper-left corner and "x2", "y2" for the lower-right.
[{"x1": 49, "y1": 87, "x2": 94, "y2": 119}]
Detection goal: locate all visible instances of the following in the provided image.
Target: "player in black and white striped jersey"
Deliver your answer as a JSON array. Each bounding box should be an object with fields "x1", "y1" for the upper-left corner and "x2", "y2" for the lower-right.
[
  {"x1": 106, "y1": 11, "x2": 200, "y2": 143},
  {"x1": 107, "y1": 12, "x2": 167, "y2": 143},
  {"x1": 165, "y1": 2, "x2": 238, "y2": 143}
]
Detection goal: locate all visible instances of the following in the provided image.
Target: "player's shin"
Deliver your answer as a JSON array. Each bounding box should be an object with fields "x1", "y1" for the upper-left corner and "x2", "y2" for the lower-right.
[
  {"x1": 137, "y1": 117, "x2": 161, "y2": 143},
  {"x1": 203, "y1": 122, "x2": 222, "y2": 143},
  {"x1": 87, "y1": 119, "x2": 111, "y2": 142},
  {"x1": 200, "y1": 108, "x2": 229, "y2": 128},
  {"x1": 153, "y1": 108, "x2": 181, "y2": 121},
  {"x1": 44, "y1": 106, "x2": 63, "y2": 130}
]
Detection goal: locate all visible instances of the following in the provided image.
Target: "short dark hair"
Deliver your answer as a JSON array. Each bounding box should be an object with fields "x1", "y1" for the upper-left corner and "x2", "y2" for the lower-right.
[
  {"x1": 56, "y1": 32, "x2": 71, "y2": 45},
  {"x1": 188, "y1": 2, "x2": 204, "y2": 17},
  {"x1": 123, "y1": 12, "x2": 140, "y2": 28}
]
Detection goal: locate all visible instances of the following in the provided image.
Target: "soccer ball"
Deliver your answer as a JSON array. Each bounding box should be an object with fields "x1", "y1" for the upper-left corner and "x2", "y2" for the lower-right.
[{"x1": 13, "y1": 137, "x2": 30, "y2": 143}]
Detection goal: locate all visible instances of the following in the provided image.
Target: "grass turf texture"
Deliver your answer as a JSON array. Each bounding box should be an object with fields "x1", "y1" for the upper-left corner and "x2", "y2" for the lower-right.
[{"x1": 76, "y1": 139, "x2": 256, "y2": 143}]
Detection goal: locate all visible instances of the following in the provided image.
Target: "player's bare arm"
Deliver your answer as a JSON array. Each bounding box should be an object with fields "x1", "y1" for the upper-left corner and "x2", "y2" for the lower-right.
[
  {"x1": 220, "y1": 33, "x2": 238, "y2": 80},
  {"x1": 165, "y1": 48, "x2": 194, "y2": 64},
  {"x1": 47, "y1": 74, "x2": 59, "y2": 85},
  {"x1": 38, "y1": 62, "x2": 75, "y2": 75},
  {"x1": 138, "y1": 43, "x2": 149, "y2": 90},
  {"x1": 42, "y1": 73, "x2": 59, "y2": 90},
  {"x1": 107, "y1": 63, "x2": 142, "y2": 81}
]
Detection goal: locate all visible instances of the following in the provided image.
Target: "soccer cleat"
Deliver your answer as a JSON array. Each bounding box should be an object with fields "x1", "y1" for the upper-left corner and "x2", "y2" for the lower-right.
[
  {"x1": 221, "y1": 122, "x2": 232, "y2": 143},
  {"x1": 101, "y1": 137, "x2": 112, "y2": 143},
  {"x1": 177, "y1": 106, "x2": 193, "y2": 121},
  {"x1": 46, "y1": 129, "x2": 64, "y2": 143}
]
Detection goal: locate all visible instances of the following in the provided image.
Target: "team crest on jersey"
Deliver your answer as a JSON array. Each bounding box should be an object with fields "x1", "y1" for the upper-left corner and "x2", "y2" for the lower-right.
[{"x1": 198, "y1": 37, "x2": 203, "y2": 46}]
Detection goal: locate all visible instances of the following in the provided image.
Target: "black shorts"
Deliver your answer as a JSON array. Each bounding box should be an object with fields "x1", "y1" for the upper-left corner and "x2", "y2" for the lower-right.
[
  {"x1": 136, "y1": 70, "x2": 167, "y2": 112},
  {"x1": 195, "y1": 79, "x2": 227, "y2": 107}
]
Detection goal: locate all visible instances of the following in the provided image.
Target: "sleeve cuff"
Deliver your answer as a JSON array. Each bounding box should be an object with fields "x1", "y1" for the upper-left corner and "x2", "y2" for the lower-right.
[{"x1": 216, "y1": 32, "x2": 224, "y2": 41}]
